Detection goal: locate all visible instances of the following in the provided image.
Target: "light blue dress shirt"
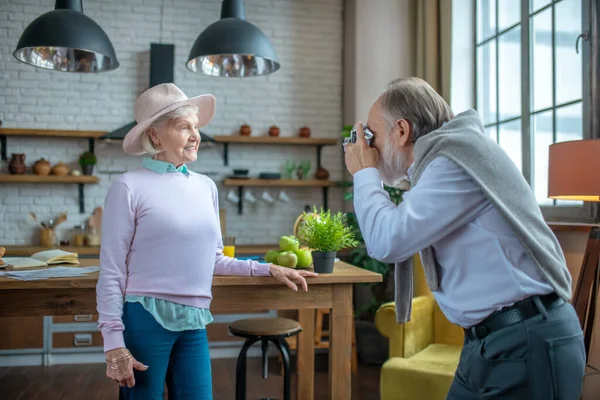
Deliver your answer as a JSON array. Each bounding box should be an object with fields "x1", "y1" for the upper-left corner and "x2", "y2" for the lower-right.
[
  {"x1": 352, "y1": 156, "x2": 554, "y2": 328},
  {"x1": 124, "y1": 157, "x2": 214, "y2": 331}
]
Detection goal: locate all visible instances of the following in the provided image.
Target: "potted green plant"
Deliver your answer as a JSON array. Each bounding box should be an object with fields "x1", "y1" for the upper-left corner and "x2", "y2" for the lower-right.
[
  {"x1": 78, "y1": 151, "x2": 96, "y2": 175},
  {"x1": 296, "y1": 206, "x2": 359, "y2": 273}
]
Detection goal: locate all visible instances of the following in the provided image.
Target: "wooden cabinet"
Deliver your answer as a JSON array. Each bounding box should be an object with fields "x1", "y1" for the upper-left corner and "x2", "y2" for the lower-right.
[
  {"x1": 52, "y1": 314, "x2": 98, "y2": 324},
  {"x1": 0, "y1": 316, "x2": 44, "y2": 350},
  {"x1": 52, "y1": 332, "x2": 103, "y2": 349}
]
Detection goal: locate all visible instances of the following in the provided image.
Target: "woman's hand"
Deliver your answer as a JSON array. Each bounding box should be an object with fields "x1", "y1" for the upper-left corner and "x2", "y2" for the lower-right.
[
  {"x1": 269, "y1": 264, "x2": 318, "y2": 291},
  {"x1": 105, "y1": 347, "x2": 148, "y2": 388}
]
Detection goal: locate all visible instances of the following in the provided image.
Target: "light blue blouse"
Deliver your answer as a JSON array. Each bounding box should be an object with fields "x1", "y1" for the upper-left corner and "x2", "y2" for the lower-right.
[{"x1": 124, "y1": 157, "x2": 214, "y2": 331}]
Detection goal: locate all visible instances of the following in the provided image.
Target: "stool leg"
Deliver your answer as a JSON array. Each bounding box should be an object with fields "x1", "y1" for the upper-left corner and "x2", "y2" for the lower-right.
[
  {"x1": 261, "y1": 338, "x2": 269, "y2": 379},
  {"x1": 236, "y1": 337, "x2": 259, "y2": 400},
  {"x1": 272, "y1": 337, "x2": 292, "y2": 400}
]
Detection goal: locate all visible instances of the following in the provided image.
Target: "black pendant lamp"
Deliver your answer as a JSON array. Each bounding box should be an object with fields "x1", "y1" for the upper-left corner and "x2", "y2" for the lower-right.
[
  {"x1": 13, "y1": 0, "x2": 119, "y2": 73},
  {"x1": 186, "y1": 0, "x2": 280, "y2": 77}
]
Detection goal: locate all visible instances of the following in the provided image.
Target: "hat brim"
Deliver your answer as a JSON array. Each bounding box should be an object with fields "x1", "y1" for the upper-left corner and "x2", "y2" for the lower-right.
[{"x1": 122, "y1": 94, "x2": 217, "y2": 155}]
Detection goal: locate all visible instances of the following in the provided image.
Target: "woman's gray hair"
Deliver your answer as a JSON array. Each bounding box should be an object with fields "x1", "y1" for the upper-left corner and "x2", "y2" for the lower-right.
[
  {"x1": 379, "y1": 77, "x2": 454, "y2": 142},
  {"x1": 140, "y1": 105, "x2": 199, "y2": 155}
]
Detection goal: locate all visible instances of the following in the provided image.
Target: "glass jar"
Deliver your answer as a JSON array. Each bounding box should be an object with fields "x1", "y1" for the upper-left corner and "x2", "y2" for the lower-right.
[
  {"x1": 86, "y1": 226, "x2": 100, "y2": 247},
  {"x1": 72, "y1": 224, "x2": 86, "y2": 247}
]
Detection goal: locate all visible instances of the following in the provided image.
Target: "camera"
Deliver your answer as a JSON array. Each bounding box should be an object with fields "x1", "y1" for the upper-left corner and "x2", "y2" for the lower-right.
[{"x1": 343, "y1": 124, "x2": 374, "y2": 148}]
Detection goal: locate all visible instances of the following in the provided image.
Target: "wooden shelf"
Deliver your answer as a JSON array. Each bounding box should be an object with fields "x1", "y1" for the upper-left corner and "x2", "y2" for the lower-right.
[
  {"x1": 223, "y1": 178, "x2": 336, "y2": 187},
  {"x1": 0, "y1": 127, "x2": 107, "y2": 139},
  {"x1": 0, "y1": 126, "x2": 104, "y2": 161},
  {"x1": 213, "y1": 135, "x2": 338, "y2": 146},
  {"x1": 212, "y1": 135, "x2": 339, "y2": 167},
  {"x1": 0, "y1": 174, "x2": 98, "y2": 214},
  {"x1": 0, "y1": 174, "x2": 99, "y2": 184}
]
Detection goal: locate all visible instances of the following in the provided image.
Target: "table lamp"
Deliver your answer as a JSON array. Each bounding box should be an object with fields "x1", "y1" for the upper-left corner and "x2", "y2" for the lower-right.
[{"x1": 548, "y1": 138, "x2": 600, "y2": 373}]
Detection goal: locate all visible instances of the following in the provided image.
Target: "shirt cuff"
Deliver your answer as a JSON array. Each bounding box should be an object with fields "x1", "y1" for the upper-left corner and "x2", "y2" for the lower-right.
[
  {"x1": 353, "y1": 167, "x2": 382, "y2": 189},
  {"x1": 253, "y1": 262, "x2": 272, "y2": 277},
  {"x1": 102, "y1": 329, "x2": 126, "y2": 353}
]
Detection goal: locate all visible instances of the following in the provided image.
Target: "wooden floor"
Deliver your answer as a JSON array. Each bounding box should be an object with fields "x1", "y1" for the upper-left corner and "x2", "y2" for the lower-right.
[{"x1": 0, "y1": 355, "x2": 380, "y2": 400}]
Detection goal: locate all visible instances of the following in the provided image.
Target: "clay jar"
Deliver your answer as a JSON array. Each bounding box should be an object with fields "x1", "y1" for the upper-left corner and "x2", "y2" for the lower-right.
[
  {"x1": 240, "y1": 124, "x2": 251, "y2": 136},
  {"x1": 299, "y1": 126, "x2": 311, "y2": 138},
  {"x1": 8, "y1": 153, "x2": 26, "y2": 175},
  {"x1": 315, "y1": 166, "x2": 330, "y2": 180},
  {"x1": 268, "y1": 125, "x2": 280, "y2": 137},
  {"x1": 51, "y1": 161, "x2": 70, "y2": 176},
  {"x1": 32, "y1": 158, "x2": 51, "y2": 175}
]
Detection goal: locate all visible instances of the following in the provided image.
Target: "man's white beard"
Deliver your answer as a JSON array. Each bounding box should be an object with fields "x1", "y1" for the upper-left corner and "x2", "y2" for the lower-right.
[{"x1": 378, "y1": 140, "x2": 409, "y2": 188}]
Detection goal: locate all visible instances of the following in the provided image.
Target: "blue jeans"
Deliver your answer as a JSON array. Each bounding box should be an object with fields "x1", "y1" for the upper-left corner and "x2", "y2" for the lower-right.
[{"x1": 119, "y1": 302, "x2": 213, "y2": 400}]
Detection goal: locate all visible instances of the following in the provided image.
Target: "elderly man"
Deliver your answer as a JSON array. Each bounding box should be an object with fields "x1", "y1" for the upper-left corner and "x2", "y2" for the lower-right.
[{"x1": 344, "y1": 77, "x2": 585, "y2": 399}]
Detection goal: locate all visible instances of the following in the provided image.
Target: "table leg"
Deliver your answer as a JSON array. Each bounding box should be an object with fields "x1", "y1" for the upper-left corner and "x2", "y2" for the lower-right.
[
  {"x1": 297, "y1": 308, "x2": 315, "y2": 400},
  {"x1": 329, "y1": 284, "x2": 352, "y2": 400}
]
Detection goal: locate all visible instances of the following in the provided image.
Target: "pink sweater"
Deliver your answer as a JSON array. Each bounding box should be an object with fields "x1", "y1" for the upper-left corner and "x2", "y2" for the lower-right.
[{"x1": 96, "y1": 168, "x2": 271, "y2": 351}]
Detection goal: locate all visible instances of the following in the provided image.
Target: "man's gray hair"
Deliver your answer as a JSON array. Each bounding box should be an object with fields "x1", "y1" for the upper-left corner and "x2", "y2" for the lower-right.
[
  {"x1": 140, "y1": 105, "x2": 199, "y2": 155},
  {"x1": 379, "y1": 77, "x2": 454, "y2": 142}
]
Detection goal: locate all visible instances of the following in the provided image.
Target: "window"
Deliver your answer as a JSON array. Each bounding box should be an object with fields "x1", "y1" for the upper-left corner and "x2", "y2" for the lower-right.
[{"x1": 476, "y1": 0, "x2": 590, "y2": 221}]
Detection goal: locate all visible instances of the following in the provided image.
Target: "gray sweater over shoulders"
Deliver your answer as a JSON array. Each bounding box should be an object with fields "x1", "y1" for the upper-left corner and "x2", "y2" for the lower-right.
[{"x1": 394, "y1": 109, "x2": 572, "y2": 324}]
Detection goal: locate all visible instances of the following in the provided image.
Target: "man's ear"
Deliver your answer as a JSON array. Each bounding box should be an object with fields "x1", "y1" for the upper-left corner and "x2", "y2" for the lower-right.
[{"x1": 396, "y1": 119, "x2": 413, "y2": 146}]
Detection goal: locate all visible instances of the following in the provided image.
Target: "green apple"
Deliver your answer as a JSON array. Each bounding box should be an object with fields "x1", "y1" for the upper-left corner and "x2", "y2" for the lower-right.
[
  {"x1": 276, "y1": 251, "x2": 298, "y2": 269},
  {"x1": 294, "y1": 249, "x2": 313, "y2": 268},
  {"x1": 279, "y1": 235, "x2": 300, "y2": 252},
  {"x1": 265, "y1": 249, "x2": 280, "y2": 264}
]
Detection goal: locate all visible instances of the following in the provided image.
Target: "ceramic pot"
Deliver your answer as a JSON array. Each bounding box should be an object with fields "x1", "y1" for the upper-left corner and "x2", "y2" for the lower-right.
[
  {"x1": 81, "y1": 164, "x2": 94, "y2": 175},
  {"x1": 269, "y1": 125, "x2": 280, "y2": 137},
  {"x1": 240, "y1": 124, "x2": 251, "y2": 136},
  {"x1": 51, "y1": 162, "x2": 70, "y2": 176},
  {"x1": 32, "y1": 158, "x2": 51, "y2": 175},
  {"x1": 312, "y1": 251, "x2": 336, "y2": 273},
  {"x1": 8, "y1": 153, "x2": 26, "y2": 175},
  {"x1": 299, "y1": 126, "x2": 311, "y2": 137},
  {"x1": 315, "y1": 166, "x2": 329, "y2": 180}
]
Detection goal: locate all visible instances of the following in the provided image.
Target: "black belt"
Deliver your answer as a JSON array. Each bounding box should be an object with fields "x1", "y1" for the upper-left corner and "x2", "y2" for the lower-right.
[{"x1": 464, "y1": 292, "x2": 565, "y2": 341}]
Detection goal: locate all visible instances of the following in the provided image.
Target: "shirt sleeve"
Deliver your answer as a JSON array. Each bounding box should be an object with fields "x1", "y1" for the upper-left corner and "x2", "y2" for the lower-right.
[
  {"x1": 352, "y1": 156, "x2": 489, "y2": 264},
  {"x1": 209, "y1": 179, "x2": 271, "y2": 277},
  {"x1": 96, "y1": 181, "x2": 135, "y2": 352}
]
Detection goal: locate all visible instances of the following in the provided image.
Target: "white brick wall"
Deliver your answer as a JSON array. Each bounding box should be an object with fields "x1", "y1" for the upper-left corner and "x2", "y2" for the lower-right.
[{"x1": 0, "y1": 0, "x2": 344, "y2": 246}]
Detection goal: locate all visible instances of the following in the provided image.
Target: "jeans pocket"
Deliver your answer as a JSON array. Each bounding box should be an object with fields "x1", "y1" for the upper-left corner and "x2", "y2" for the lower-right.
[{"x1": 547, "y1": 331, "x2": 586, "y2": 400}]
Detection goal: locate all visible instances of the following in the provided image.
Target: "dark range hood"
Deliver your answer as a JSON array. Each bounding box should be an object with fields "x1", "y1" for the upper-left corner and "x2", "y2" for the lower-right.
[{"x1": 102, "y1": 43, "x2": 215, "y2": 146}]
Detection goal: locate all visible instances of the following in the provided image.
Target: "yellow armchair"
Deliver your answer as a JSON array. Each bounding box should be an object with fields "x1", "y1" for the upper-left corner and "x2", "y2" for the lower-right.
[{"x1": 375, "y1": 255, "x2": 464, "y2": 400}]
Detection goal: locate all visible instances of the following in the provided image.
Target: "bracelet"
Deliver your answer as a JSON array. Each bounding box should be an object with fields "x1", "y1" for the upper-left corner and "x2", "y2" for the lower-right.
[{"x1": 106, "y1": 352, "x2": 132, "y2": 364}]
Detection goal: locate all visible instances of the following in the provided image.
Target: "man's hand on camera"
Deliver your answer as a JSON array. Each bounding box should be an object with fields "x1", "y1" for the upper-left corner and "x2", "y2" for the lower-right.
[{"x1": 344, "y1": 121, "x2": 380, "y2": 175}]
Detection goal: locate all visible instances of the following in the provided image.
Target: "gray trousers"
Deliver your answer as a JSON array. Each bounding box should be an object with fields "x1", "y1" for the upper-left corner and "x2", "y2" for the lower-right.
[{"x1": 446, "y1": 298, "x2": 586, "y2": 399}]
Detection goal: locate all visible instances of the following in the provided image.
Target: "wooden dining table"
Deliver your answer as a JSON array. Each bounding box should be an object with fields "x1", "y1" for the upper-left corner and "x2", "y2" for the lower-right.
[{"x1": 0, "y1": 258, "x2": 381, "y2": 400}]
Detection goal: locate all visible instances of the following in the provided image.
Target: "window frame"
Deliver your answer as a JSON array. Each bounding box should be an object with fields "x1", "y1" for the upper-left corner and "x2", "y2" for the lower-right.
[{"x1": 474, "y1": 0, "x2": 596, "y2": 223}]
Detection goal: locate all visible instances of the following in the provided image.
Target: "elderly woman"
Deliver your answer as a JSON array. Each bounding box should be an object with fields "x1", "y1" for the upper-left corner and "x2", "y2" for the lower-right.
[{"x1": 96, "y1": 83, "x2": 317, "y2": 399}]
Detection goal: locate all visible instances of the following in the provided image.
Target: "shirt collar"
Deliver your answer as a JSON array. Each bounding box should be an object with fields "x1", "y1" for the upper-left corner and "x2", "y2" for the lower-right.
[
  {"x1": 406, "y1": 162, "x2": 415, "y2": 182},
  {"x1": 142, "y1": 157, "x2": 189, "y2": 175}
]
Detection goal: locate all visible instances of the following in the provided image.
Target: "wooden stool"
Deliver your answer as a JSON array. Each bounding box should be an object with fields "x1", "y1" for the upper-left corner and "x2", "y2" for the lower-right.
[{"x1": 229, "y1": 317, "x2": 302, "y2": 400}]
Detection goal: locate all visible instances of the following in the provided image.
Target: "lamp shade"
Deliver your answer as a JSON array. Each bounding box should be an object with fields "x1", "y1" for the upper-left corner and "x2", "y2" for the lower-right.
[
  {"x1": 186, "y1": 0, "x2": 280, "y2": 77},
  {"x1": 13, "y1": 0, "x2": 119, "y2": 73},
  {"x1": 548, "y1": 139, "x2": 600, "y2": 201}
]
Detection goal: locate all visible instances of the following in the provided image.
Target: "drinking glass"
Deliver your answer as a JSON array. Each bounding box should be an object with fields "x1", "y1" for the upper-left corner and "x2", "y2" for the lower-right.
[{"x1": 223, "y1": 236, "x2": 235, "y2": 257}]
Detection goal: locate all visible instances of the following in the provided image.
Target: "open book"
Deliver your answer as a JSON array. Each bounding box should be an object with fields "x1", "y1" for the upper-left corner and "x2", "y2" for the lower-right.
[{"x1": 0, "y1": 249, "x2": 79, "y2": 270}]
